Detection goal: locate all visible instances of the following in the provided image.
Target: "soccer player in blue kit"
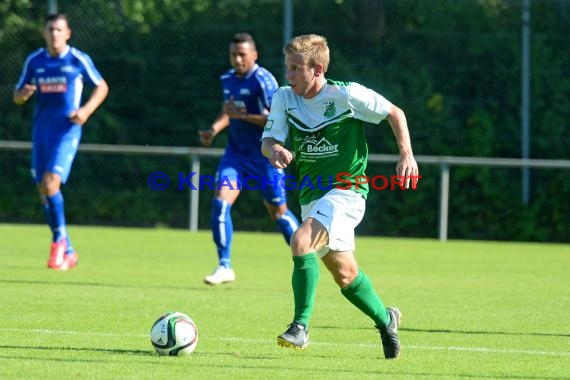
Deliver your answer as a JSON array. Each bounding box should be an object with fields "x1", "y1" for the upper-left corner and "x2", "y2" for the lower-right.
[
  {"x1": 13, "y1": 14, "x2": 109, "y2": 271},
  {"x1": 199, "y1": 33, "x2": 299, "y2": 285}
]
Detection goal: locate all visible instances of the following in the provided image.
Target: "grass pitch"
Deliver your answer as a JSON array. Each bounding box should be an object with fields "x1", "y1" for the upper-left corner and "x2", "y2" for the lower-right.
[{"x1": 0, "y1": 224, "x2": 569, "y2": 379}]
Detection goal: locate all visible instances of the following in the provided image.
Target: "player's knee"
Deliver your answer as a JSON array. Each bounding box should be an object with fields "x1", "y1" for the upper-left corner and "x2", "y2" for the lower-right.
[
  {"x1": 41, "y1": 173, "x2": 62, "y2": 196},
  {"x1": 290, "y1": 228, "x2": 312, "y2": 255},
  {"x1": 41, "y1": 181, "x2": 58, "y2": 196},
  {"x1": 332, "y1": 267, "x2": 358, "y2": 288}
]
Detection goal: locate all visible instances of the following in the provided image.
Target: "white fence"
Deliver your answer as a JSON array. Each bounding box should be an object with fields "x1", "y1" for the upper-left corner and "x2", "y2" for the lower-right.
[{"x1": 2, "y1": 140, "x2": 569, "y2": 241}]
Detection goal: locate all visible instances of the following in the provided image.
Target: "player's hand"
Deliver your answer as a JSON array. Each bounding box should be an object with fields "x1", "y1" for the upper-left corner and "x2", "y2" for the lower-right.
[
  {"x1": 69, "y1": 107, "x2": 91, "y2": 125},
  {"x1": 396, "y1": 154, "x2": 420, "y2": 189},
  {"x1": 14, "y1": 84, "x2": 37, "y2": 104},
  {"x1": 222, "y1": 96, "x2": 246, "y2": 119},
  {"x1": 20, "y1": 84, "x2": 37, "y2": 98},
  {"x1": 269, "y1": 146, "x2": 293, "y2": 169},
  {"x1": 198, "y1": 129, "x2": 215, "y2": 147}
]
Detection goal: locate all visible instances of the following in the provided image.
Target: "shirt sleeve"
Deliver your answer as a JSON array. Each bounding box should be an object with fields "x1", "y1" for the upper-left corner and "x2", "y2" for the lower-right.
[
  {"x1": 347, "y1": 82, "x2": 393, "y2": 124},
  {"x1": 74, "y1": 50, "x2": 103, "y2": 87},
  {"x1": 14, "y1": 52, "x2": 37, "y2": 90},
  {"x1": 258, "y1": 68, "x2": 279, "y2": 110},
  {"x1": 262, "y1": 88, "x2": 289, "y2": 143}
]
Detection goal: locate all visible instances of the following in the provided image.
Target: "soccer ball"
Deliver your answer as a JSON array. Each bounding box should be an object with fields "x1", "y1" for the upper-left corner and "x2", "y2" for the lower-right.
[{"x1": 150, "y1": 311, "x2": 199, "y2": 356}]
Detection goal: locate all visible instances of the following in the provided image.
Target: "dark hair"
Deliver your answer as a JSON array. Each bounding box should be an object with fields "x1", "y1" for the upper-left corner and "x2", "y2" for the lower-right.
[
  {"x1": 46, "y1": 13, "x2": 70, "y2": 27},
  {"x1": 231, "y1": 33, "x2": 256, "y2": 49}
]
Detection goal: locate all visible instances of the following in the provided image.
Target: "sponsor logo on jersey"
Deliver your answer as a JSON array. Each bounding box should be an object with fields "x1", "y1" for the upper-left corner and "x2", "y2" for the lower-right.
[
  {"x1": 299, "y1": 134, "x2": 339, "y2": 157},
  {"x1": 239, "y1": 88, "x2": 251, "y2": 95},
  {"x1": 38, "y1": 76, "x2": 67, "y2": 93}
]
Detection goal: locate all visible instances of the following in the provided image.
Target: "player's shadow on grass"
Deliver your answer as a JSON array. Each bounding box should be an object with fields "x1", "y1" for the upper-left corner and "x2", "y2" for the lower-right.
[
  {"x1": 110, "y1": 358, "x2": 570, "y2": 380},
  {"x1": 316, "y1": 325, "x2": 570, "y2": 338},
  {"x1": 3, "y1": 347, "x2": 567, "y2": 380},
  {"x1": 401, "y1": 326, "x2": 570, "y2": 338}
]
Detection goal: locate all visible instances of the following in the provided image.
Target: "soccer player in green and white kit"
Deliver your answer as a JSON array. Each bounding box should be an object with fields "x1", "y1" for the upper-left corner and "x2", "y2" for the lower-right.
[{"x1": 261, "y1": 34, "x2": 419, "y2": 359}]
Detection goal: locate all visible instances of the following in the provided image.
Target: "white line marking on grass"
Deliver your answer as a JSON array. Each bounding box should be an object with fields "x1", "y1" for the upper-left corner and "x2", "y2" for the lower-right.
[
  {"x1": 0, "y1": 328, "x2": 147, "y2": 338},
  {"x1": 221, "y1": 337, "x2": 570, "y2": 357},
  {"x1": 3, "y1": 329, "x2": 569, "y2": 357}
]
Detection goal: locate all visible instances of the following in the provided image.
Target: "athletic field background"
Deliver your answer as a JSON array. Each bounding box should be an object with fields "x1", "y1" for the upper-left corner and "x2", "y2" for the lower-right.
[{"x1": 1, "y1": 224, "x2": 568, "y2": 379}]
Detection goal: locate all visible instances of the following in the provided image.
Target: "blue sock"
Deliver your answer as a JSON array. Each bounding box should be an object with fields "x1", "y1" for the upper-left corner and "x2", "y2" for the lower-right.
[
  {"x1": 65, "y1": 235, "x2": 74, "y2": 255},
  {"x1": 46, "y1": 191, "x2": 68, "y2": 244},
  {"x1": 276, "y1": 209, "x2": 299, "y2": 245},
  {"x1": 42, "y1": 201, "x2": 56, "y2": 242},
  {"x1": 211, "y1": 198, "x2": 233, "y2": 268}
]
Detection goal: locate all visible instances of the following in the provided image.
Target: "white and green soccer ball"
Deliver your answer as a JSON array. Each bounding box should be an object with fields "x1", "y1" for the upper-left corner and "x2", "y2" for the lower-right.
[{"x1": 150, "y1": 311, "x2": 199, "y2": 356}]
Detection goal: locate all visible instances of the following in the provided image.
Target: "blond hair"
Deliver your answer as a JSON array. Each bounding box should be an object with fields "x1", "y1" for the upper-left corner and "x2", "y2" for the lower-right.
[{"x1": 284, "y1": 34, "x2": 329, "y2": 72}]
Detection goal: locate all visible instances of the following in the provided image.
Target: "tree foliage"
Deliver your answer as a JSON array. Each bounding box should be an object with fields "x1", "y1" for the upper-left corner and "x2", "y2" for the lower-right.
[{"x1": 0, "y1": 0, "x2": 568, "y2": 241}]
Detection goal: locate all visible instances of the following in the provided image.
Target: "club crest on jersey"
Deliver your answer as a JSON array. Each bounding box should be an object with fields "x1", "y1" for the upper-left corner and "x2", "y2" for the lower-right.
[{"x1": 323, "y1": 100, "x2": 336, "y2": 118}]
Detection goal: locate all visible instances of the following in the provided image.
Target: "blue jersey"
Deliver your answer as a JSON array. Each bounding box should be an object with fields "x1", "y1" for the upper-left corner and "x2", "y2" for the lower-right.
[
  {"x1": 14, "y1": 45, "x2": 104, "y2": 143},
  {"x1": 220, "y1": 63, "x2": 278, "y2": 161}
]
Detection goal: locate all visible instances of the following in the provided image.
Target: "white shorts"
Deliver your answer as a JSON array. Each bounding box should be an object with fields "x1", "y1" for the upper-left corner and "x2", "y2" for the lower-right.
[{"x1": 301, "y1": 188, "x2": 366, "y2": 257}]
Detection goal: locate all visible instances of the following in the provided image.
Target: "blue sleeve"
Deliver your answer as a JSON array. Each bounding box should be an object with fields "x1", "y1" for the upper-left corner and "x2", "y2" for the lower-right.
[
  {"x1": 221, "y1": 79, "x2": 228, "y2": 101},
  {"x1": 14, "y1": 50, "x2": 41, "y2": 89},
  {"x1": 256, "y1": 67, "x2": 279, "y2": 110},
  {"x1": 73, "y1": 49, "x2": 103, "y2": 87}
]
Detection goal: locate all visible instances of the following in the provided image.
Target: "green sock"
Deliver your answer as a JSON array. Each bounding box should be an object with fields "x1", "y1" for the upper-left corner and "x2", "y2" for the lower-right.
[
  {"x1": 291, "y1": 253, "x2": 319, "y2": 328},
  {"x1": 341, "y1": 269, "x2": 390, "y2": 328}
]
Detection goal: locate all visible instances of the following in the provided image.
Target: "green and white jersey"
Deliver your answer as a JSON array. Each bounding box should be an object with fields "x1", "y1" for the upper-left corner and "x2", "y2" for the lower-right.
[{"x1": 263, "y1": 79, "x2": 392, "y2": 205}]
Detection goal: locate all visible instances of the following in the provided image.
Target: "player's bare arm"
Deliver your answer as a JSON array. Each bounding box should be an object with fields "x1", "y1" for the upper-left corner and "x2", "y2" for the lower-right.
[
  {"x1": 261, "y1": 137, "x2": 293, "y2": 169},
  {"x1": 13, "y1": 84, "x2": 37, "y2": 105},
  {"x1": 386, "y1": 104, "x2": 420, "y2": 189},
  {"x1": 199, "y1": 112, "x2": 230, "y2": 147},
  {"x1": 69, "y1": 79, "x2": 109, "y2": 125}
]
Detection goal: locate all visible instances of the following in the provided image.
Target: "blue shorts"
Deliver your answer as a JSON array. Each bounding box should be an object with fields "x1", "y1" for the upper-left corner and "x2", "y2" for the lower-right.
[
  {"x1": 215, "y1": 151, "x2": 288, "y2": 206},
  {"x1": 31, "y1": 135, "x2": 80, "y2": 184}
]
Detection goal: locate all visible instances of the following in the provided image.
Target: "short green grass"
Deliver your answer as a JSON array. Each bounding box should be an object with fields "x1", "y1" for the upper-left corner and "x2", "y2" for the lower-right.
[{"x1": 0, "y1": 224, "x2": 569, "y2": 379}]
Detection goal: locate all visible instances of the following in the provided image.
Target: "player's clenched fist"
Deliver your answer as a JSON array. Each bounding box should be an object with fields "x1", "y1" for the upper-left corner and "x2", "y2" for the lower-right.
[
  {"x1": 261, "y1": 137, "x2": 292, "y2": 169},
  {"x1": 270, "y1": 147, "x2": 293, "y2": 169},
  {"x1": 198, "y1": 129, "x2": 215, "y2": 147}
]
